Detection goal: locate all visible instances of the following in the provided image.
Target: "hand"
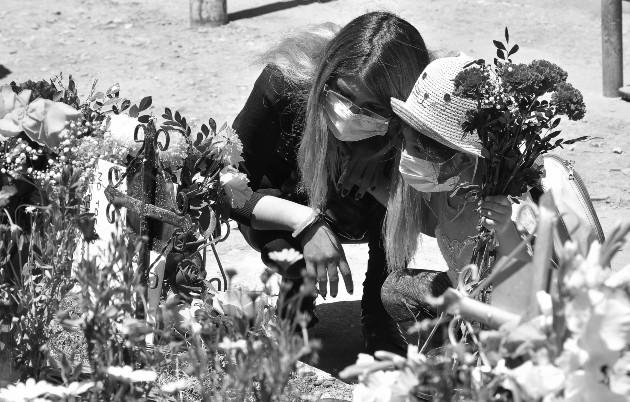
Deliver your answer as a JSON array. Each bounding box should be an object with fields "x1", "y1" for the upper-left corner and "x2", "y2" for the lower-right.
[
  {"x1": 300, "y1": 220, "x2": 353, "y2": 298},
  {"x1": 337, "y1": 141, "x2": 390, "y2": 200},
  {"x1": 479, "y1": 195, "x2": 514, "y2": 235}
]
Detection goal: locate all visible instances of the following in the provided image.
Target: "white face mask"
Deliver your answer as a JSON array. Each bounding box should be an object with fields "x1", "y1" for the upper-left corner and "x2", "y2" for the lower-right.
[
  {"x1": 399, "y1": 149, "x2": 477, "y2": 192},
  {"x1": 323, "y1": 89, "x2": 390, "y2": 142}
]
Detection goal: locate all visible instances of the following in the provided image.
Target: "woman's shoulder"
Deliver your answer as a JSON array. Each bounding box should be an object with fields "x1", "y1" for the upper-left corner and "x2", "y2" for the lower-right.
[{"x1": 255, "y1": 65, "x2": 299, "y2": 104}]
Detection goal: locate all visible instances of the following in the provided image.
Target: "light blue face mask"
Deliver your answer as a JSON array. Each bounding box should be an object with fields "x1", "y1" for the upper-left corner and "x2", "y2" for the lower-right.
[
  {"x1": 399, "y1": 149, "x2": 478, "y2": 192},
  {"x1": 323, "y1": 88, "x2": 391, "y2": 142}
]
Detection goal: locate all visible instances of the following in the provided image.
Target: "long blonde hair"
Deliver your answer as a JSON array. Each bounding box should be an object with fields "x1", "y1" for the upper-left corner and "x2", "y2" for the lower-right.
[
  {"x1": 256, "y1": 22, "x2": 341, "y2": 110},
  {"x1": 298, "y1": 12, "x2": 430, "y2": 210}
]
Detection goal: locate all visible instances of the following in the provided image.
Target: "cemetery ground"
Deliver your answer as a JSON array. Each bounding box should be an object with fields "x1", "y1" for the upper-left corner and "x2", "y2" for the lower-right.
[{"x1": 1, "y1": 0, "x2": 630, "y2": 398}]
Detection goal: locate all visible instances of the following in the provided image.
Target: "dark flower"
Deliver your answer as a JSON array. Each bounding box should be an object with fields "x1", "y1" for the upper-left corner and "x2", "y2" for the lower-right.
[
  {"x1": 75, "y1": 212, "x2": 99, "y2": 242},
  {"x1": 528, "y1": 60, "x2": 568, "y2": 94},
  {"x1": 453, "y1": 66, "x2": 487, "y2": 99},
  {"x1": 551, "y1": 82, "x2": 586, "y2": 120},
  {"x1": 499, "y1": 63, "x2": 543, "y2": 96}
]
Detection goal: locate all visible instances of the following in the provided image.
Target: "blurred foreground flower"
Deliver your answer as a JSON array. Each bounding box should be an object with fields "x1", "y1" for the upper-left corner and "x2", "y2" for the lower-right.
[
  {"x1": 268, "y1": 249, "x2": 303, "y2": 271},
  {"x1": 46, "y1": 381, "x2": 95, "y2": 398},
  {"x1": 106, "y1": 365, "x2": 157, "y2": 383},
  {"x1": 161, "y1": 378, "x2": 193, "y2": 394},
  {"x1": 0, "y1": 378, "x2": 56, "y2": 401},
  {"x1": 213, "y1": 290, "x2": 256, "y2": 320},
  {"x1": 217, "y1": 336, "x2": 248, "y2": 352}
]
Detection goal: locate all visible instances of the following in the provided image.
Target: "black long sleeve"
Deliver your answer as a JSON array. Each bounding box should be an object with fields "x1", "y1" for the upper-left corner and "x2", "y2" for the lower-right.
[{"x1": 229, "y1": 66, "x2": 305, "y2": 225}]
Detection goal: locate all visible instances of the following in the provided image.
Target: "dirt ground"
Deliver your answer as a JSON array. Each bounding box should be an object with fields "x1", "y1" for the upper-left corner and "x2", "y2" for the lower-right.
[{"x1": 2, "y1": 0, "x2": 630, "y2": 393}]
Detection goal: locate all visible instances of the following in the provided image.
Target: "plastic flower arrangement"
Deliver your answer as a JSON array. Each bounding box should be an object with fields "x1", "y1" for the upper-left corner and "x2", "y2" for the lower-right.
[{"x1": 451, "y1": 28, "x2": 588, "y2": 273}]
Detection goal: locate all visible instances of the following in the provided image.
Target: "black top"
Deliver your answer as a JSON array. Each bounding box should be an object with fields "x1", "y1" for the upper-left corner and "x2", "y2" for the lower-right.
[
  {"x1": 230, "y1": 65, "x2": 384, "y2": 242},
  {"x1": 230, "y1": 66, "x2": 306, "y2": 224}
]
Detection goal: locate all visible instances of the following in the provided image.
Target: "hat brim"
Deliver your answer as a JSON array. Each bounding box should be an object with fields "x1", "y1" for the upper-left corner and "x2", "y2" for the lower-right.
[{"x1": 391, "y1": 97, "x2": 483, "y2": 158}]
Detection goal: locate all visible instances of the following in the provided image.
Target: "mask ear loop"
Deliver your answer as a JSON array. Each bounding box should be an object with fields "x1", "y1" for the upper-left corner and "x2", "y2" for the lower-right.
[{"x1": 472, "y1": 155, "x2": 479, "y2": 182}]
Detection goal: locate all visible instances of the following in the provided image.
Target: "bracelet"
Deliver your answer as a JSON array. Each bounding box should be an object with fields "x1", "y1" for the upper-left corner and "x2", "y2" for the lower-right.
[{"x1": 292, "y1": 208, "x2": 322, "y2": 239}]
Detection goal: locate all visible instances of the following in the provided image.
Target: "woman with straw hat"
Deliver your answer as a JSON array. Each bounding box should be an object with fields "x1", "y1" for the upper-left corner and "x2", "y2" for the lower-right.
[{"x1": 379, "y1": 53, "x2": 532, "y2": 347}]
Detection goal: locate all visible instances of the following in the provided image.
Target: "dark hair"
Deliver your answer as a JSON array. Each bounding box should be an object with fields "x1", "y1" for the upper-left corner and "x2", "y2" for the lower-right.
[{"x1": 299, "y1": 11, "x2": 430, "y2": 209}]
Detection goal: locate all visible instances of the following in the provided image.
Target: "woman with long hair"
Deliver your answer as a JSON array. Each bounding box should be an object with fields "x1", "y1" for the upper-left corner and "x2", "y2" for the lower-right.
[{"x1": 231, "y1": 11, "x2": 430, "y2": 354}]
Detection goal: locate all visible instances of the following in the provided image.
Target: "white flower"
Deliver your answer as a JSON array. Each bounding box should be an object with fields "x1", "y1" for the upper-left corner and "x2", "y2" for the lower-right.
[
  {"x1": 212, "y1": 290, "x2": 256, "y2": 319},
  {"x1": 106, "y1": 365, "x2": 157, "y2": 383},
  {"x1": 217, "y1": 336, "x2": 248, "y2": 352},
  {"x1": 107, "y1": 114, "x2": 141, "y2": 152},
  {"x1": 46, "y1": 381, "x2": 95, "y2": 398},
  {"x1": 219, "y1": 165, "x2": 252, "y2": 208},
  {"x1": 211, "y1": 126, "x2": 244, "y2": 166},
  {"x1": 159, "y1": 130, "x2": 188, "y2": 166},
  {"x1": 511, "y1": 360, "x2": 565, "y2": 399},
  {"x1": 564, "y1": 371, "x2": 626, "y2": 402},
  {"x1": 177, "y1": 300, "x2": 203, "y2": 334},
  {"x1": 160, "y1": 378, "x2": 192, "y2": 393},
  {"x1": 268, "y1": 249, "x2": 303, "y2": 269},
  {"x1": 352, "y1": 370, "x2": 399, "y2": 402},
  {"x1": 605, "y1": 265, "x2": 630, "y2": 288},
  {"x1": 0, "y1": 378, "x2": 55, "y2": 401}
]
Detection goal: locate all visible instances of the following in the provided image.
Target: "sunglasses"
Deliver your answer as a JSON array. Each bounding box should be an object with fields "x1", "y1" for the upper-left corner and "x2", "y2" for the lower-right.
[{"x1": 323, "y1": 84, "x2": 392, "y2": 121}]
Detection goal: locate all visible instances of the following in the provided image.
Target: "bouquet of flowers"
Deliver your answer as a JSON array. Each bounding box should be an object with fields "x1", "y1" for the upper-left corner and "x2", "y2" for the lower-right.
[{"x1": 452, "y1": 28, "x2": 588, "y2": 274}]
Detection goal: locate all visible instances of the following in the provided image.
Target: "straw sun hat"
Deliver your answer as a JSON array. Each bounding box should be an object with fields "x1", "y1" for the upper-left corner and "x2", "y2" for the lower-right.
[{"x1": 391, "y1": 53, "x2": 484, "y2": 158}]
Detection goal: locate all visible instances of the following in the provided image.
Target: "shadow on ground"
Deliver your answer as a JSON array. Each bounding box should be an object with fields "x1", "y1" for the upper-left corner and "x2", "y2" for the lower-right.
[
  {"x1": 307, "y1": 300, "x2": 362, "y2": 380},
  {"x1": 229, "y1": 0, "x2": 337, "y2": 21}
]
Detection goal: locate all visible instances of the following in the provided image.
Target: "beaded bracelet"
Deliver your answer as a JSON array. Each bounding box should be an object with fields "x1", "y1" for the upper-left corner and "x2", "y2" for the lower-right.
[{"x1": 292, "y1": 208, "x2": 323, "y2": 239}]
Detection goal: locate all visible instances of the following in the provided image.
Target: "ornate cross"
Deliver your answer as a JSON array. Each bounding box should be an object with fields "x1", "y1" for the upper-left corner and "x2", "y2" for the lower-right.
[{"x1": 104, "y1": 121, "x2": 227, "y2": 319}]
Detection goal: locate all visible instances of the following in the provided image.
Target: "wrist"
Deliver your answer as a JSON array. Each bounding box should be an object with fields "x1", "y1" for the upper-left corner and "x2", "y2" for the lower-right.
[{"x1": 292, "y1": 208, "x2": 323, "y2": 239}]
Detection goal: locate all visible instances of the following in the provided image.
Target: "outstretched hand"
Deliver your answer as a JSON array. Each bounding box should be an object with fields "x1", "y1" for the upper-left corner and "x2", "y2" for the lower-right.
[{"x1": 300, "y1": 220, "x2": 353, "y2": 298}]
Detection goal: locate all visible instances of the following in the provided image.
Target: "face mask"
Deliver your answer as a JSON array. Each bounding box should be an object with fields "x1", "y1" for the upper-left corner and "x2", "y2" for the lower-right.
[
  {"x1": 323, "y1": 88, "x2": 390, "y2": 142},
  {"x1": 399, "y1": 149, "x2": 477, "y2": 192}
]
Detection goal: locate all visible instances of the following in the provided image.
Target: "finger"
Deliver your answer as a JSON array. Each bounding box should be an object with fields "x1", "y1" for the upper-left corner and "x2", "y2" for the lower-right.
[
  {"x1": 354, "y1": 167, "x2": 376, "y2": 200},
  {"x1": 479, "y1": 207, "x2": 509, "y2": 220},
  {"x1": 480, "y1": 217, "x2": 496, "y2": 230},
  {"x1": 483, "y1": 195, "x2": 511, "y2": 206},
  {"x1": 317, "y1": 264, "x2": 328, "y2": 298},
  {"x1": 304, "y1": 260, "x2": 317, "y2": 281},
  {"x1": 479, "y1": 202, "x2": 511, "y2": 216},
  {"x1": 328, "y1": 262, "x2": 339, "y2": 298},
  {"x1": 337, "y1": 255, "x2": 353, "y2": 295},
  {"x1": 337, "y1": 166, "x2": 355, "y2": 198}
]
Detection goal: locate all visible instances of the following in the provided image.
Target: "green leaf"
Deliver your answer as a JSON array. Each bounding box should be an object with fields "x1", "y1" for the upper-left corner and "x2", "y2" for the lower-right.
[
  {"x1": 505, "y1": 27, "x2": 510, "y2": 43},
  {"x1": 194, "y1": 132, "x2": 203, "y2": 146},
  {"x1": 201, "y1": 124, "x2": 210, "y2": 136},
  {"x1": 139, "y1": 96, "x2": 152, "y2": 112},
  {"x1": 508, "y1": 44, "x2": 519, "y2": 57},
  {"x1": 208, "y1": 118, "x2": 217, "y2": 133},
  {"x1": 121, "y1": 99, "x2": 131, "y2": 112},
  {"x1": 138, "y1": 115, "x2": 151, "y2": 123},
  {"x1": 563, "y1": 135, "x2": 589, "y2": 145},
  {"x1": 493, "y1": 40, "x2": 506, "y2": 51},
  {"x1": 497, "y1": 49, "x2": 505, "y2": 60},
  {"x1": 129, "y1": 104, "x2": 140, "y2": 118}
]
